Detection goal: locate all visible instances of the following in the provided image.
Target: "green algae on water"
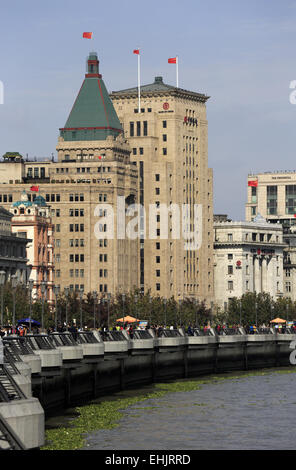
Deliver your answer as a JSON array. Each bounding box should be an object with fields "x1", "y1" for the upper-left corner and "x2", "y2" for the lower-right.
[{"x1": 41, "y1": 367, "x2": 296, "y2": 451}]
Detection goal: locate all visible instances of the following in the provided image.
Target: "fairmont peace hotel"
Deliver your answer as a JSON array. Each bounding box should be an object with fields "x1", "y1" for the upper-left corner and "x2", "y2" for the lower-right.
[{"x1": 0, "y1": 52, "x2": 214, "y2": 304}]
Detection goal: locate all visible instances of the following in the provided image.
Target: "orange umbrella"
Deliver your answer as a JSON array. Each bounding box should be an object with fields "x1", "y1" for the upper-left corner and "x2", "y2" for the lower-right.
[
  {"x1": 270, "y1": 317, "x2": 286, "y2": 323},
  {"x1": 116, "y1": 315, "x2": 140, "y2": 323}
]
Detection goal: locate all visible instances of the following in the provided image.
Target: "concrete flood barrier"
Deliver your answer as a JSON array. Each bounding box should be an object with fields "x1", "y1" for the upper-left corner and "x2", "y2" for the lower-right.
[
  {"x1": 2, "y1": 329, "x2": 296, "y2": 448},
  {"x1": 0, "y1": 343, "x2": 44, "y2": 450},
  {"x1": 29, "y1": 329, "x2": 296, "y2": 415}
]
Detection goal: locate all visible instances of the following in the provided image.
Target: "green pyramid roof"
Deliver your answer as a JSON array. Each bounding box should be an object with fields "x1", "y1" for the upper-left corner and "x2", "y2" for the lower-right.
[{"x1": 60, "y1": 52, "x2": 123, "y2": 141}]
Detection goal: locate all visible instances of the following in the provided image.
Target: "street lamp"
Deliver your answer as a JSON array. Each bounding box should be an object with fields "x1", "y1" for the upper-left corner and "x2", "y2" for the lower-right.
[
  {"x1": 149, "y1": 295, "x2": 152, "y2": 325},
  {"x1": 107, "y1": 293, "x2": 111, "y2": 330},
  {"x1": 40, "y1": 281, "x2": 46, "y2": 333},
  {"x1": 93, "y1": 291, "x2": 98, "y2": 329},
  {"x1": 163, "y1": 298, "x2": 167, "y2": 327},
  {"x1": 134, "y1": 294, "x2": 138, "y2": 320},
  {"x1": 122, "y1": 293, "x2": 126, "y2": 326},
  {"x1": 79, "y1": 287, "x2": 84, "y2": 330},
  {"x1": 53, "y1": 285, "x2": 60, "y2": 331},
  {"x1": 0, "y1": 271, "x2": 6, "y2": 326},
  {"x1": 11, "y1": 274, "x2": 18, "y2": 334},
  {"x1": 239, "y1": 299, "x2": 242, "y2": 326},
  {"x1": 64, "y1": 287, "x2": 69, "y2": 331},
  {"x1": 28, "y1": 279, "x2": 34, "y2": 332},
  {"x1": 178, "y1": 299, "x2": 182, "y2": 328}
]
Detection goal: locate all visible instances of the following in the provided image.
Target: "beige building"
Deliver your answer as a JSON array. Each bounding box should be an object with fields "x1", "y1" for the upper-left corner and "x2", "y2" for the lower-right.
[
  {"x1": 10, "y1": 190, "x2": 54, "y2": 305},
  {"x1": 245, "y1": 171, "x2": 296, "y2": 300},
  {"x1": 0, "y1": 53, "x2": 138, "y2": 296},
  {"x1": 110, "y1": 76, "x2": 214, "y2": 303},
  {"x1": 214, "y1": 214, "x2": 285, "y2": 309}
]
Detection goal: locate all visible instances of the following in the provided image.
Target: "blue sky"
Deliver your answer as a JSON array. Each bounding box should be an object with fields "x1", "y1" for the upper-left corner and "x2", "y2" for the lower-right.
[{"x1": 0, "y1": 0, "x2": 296, "y2": 219}]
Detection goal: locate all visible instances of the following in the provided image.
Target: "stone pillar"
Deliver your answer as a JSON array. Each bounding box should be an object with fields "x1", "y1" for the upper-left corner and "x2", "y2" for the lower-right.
[
  {"x1": 254, "y1": 256, "x2": 261, "y2": 293},
  {"x1": 262, "y1": 256, "x2": 268, "y2": 292}
]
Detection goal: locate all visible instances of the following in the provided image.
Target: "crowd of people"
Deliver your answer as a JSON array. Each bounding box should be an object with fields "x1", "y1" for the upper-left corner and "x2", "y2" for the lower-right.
[{"x1": 1, "y1": 320, "x2": 296, "y2": 339}]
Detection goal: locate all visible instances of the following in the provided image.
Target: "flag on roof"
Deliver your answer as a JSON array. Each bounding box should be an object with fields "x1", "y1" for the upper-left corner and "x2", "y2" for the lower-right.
[
  {"x1": 133, "y1": 49, "x2": 140, "y2": 55},
  {"x1": 83, "y1": 32, "x2": 92, "y2": 39},
  {"x1": 248, "y1": 180, "x2": 258, "y2": 187},
  {"x1": 168, "y1": 57, "x2": 177, "y2": 64}
]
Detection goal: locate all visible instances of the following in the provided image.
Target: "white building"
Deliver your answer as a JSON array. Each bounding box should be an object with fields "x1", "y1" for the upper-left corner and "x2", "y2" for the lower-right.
[{"x1": 213, "y1": 214, "x2": 285, "y2": 309}]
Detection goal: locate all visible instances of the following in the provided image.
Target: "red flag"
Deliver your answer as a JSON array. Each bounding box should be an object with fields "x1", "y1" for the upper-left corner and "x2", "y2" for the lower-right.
[
  {"x1": 83, "y1": 32, "x2": 92, "y2": 39},
  {"x1": 168, "y1": 57, "x2": 177, "y2": 64},
  {"x1": 30, "y1": 185, "x2": 39, "y2": 192},
  {"x1": 133, "y1": 49, "x2": 140, "y2": 55},
  {"x1": 248, "y1": 180, "x2": 258, "y2": 187}
]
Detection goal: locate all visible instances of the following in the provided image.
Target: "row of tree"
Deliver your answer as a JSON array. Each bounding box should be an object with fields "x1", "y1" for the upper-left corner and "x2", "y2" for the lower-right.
[{"x1": 0, "y1": 283, "x2": 294, "y2": 330}]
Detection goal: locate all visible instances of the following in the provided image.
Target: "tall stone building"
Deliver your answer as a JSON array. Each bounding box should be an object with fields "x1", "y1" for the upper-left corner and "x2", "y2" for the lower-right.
[
  {"x1": 110, "y1": 77, "x2": 214, "y2": 303},
  {"x1": 10, "y1": 190, "x2": 54, "y2": 305},
  {"x1": 245, "y1": 171, "x2": 296, "y2": 301},
  {"x1": 0, "y1": 53, "x2": 138, "y2": 296}
]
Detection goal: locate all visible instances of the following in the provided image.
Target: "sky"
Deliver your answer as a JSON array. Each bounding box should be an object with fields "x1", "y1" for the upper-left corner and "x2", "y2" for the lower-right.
[{"x1": 0, "y1": 0, "x2": 296, "y2": 220}]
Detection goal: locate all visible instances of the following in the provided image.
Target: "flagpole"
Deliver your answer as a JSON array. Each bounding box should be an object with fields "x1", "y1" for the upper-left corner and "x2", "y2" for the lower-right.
[
  {"x1": 176, "y1": 56, "x2": 179, "y2": 88},
  {"x1": 138, "y1": 50, "x2": 141, "y2": 113}
]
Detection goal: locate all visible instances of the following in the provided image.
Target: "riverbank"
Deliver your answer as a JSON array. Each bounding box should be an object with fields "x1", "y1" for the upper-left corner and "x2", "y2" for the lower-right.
[{"x1": 42, "y1": 366, "x2": 296, "y2": 450}]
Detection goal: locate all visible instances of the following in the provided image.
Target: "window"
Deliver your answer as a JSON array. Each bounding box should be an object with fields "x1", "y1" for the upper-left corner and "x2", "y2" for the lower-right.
[
  {"x1": 155, "y1": 174, "x2": 160, "y2": 182},
  {"x1": 132, "y1": 148, "x2": 137, "y2": 155},
  {"x1": 286, "y1": 281, "x2": 291, "y2": 292},
  {"x1": 139, "y1": 147, "x2": 144, "y2": 155},
  {"x1": 227, "y1": 233, "x2": 233, "y2": 242},
  {"x1": 130, "y1": 122, "x2": 134, "y2": 137},
  {"x1": 267, "y1": 185, "x2": 277, "y2": 215},
  {"x1": 156, "y1": 256, "x2": 160, "y2": 263},
  {"x1": 285, "y1": 185, "x2": 296, "y2": 214},
  {"x1": 163, "y1": 148, "x2": 167, "y2": 155},
  {"x1": 155, "y1": 187, "x2": 160, "y2": 195},
  {"x1": 228, "y1": 265, "x2": 233, "y2": 275},
  {"x1": 228, "y1": 281, "x2": 233, "y2": 290},
  {"x1": 162, "y1": 134, "x2": 167, "y2": 142},
  {"x1": 162, "y1": 121, "x2": 167, "y2": 128},
  {"x1": 136, "y1": 121, "x2": 141, "y2": 136},
  {"x1": 156, "y1": 283, "x2": 160, "y2": 291},
  {"x1": 143, "y1": 121, "x2": 148, "y2": 136},
  {"x1": 228, "y1": 254, "x2": 233, "y2": 260},
  {"x1": 156, "y1": 269, "x2": 160, "y2": 277}
]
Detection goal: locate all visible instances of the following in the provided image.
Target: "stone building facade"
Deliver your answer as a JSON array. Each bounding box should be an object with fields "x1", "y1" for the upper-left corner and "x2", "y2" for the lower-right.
[
  {"x1": 214, "y1": 214, "x2": 285, "y2": 309},
  {"x1": 245, "y1": 171, "x2": 296, "y2": 301},
  {"x1": 0, "y1": 53, "x2": 138, "y2": 297},
  {"x1": 0, "y1": 206, "x2": 31, "y2": 283},
  {"x1": 10, "y1": 191, "x2": 54, "y2": 305},
  {"x1": 110, "y1": 76, "x2": 214, "y2": 304}
]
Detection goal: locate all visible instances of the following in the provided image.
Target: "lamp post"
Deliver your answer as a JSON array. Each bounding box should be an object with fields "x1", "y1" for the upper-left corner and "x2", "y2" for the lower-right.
[
  {"x1": 28, "y1": 279, "x2": 34, "y2": 333},
  {"x1": 178, "y1": 299, "x2": 182, "y2": 328},
  {"x1": 79, "y1": 287, "x2": 84, "y2": 331},
  {"x1": 93, "y1": 291, "x2": 98, "y2": 329},
  {"x1": 40, "y1": 281, "x2": 46, "y2": 333},
  {"x1": 134, "y1": 294, "x2": 138, "y2": 320},
  {"x1": 0, "y1": 271, "x2": 5, "y2": 327},
  {"x1": 53, "y1": 285, "x2": 60, "y2": 332},
  {"x1": 11, "y1": 274, "x2": 18, "y2": 334},
  {"x1": 107, "y1": 293, "x2": 111, "y2": 330},
  {"x1": 239, "y1": 299, "x2": 242, "y2": 326},
  {"x1": 64, "y1": 287, "x2": 69, "y2": 331},
  {"x1": 122, "y1": 293, "x2": 126, "y2": 326},
  {"x1": 149, "y1": 295, "x2": 152, "y2": 326},
  {"x1": 163, "y1": 298, "x2": 167, "y2": 327}
]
